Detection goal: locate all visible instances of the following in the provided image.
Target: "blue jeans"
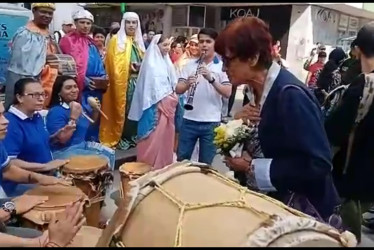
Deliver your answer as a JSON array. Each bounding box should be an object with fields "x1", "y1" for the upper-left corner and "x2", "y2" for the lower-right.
[
  {"x1": 177, "y1": 119, "x2": 219, "y2": 165},
  {"x1": 53, "y1": 141, "x2": 115, "y2": 171}
]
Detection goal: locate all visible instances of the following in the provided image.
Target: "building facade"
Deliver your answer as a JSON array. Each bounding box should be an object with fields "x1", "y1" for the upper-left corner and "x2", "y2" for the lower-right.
[{"x1": 48, "y1": 3, "x2": 374, "y2": 80}]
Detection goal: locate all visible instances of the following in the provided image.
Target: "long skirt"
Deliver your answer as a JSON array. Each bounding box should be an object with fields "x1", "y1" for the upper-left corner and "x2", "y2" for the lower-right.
[{"x1": 137, "y1": 94, "x2": 178, "y2": 170}]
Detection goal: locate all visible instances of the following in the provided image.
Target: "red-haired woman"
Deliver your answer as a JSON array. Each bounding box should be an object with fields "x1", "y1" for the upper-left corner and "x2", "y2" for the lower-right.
[{"x1": 217, "y1": 17, "x2": 341, "y2": 225}]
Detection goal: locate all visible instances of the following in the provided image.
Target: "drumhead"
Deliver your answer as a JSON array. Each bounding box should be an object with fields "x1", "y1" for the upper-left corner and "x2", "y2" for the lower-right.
[
  {"x1": 68, "y1": 226, "x2": 103, "y2": 247},
  {"x1": 104, "y1": 162, "x2": 357, "y2": 247},
  {"x1": 24, "y1": 184, "x2": 86, "y2": 209},
  {"x1": 63, "y1": 155, "x2": 108, "y2": 174},
  {"x1": 119, "y1": 162, "x2": 151, "y2": 176}
]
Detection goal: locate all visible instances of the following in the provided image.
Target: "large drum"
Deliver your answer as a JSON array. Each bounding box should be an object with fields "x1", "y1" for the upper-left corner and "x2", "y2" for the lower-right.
[
  {"x1": 61, "y1": 155, "x2": 113, "y2": 228},
  {"x1": 67, "y1": 226, "x2": 103, "y2": 247},
  {"x1": 119, "y1": 162, "x2": 152, "y2": 199},
  {"x1": 21, "y1": 184, "x2": 88, "y2": 231},
  {"x1": 97, "y1": 162, "x2": 357, "y2": 247}
]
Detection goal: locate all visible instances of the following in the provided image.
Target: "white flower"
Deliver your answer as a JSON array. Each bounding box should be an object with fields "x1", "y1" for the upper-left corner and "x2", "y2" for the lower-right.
[{"x1": 225, "y1": 119, "x2": 243, "y2": 139}]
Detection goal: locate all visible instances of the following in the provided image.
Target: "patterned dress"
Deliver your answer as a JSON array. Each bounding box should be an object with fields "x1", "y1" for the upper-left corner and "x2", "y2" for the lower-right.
[{"x1": 117, "y1": 44, "x2": 143, "y2": 150}]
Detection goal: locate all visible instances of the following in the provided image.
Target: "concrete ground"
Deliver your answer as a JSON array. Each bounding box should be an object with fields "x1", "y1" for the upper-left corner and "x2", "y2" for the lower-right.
[{"x1": 101, "y1": 86, "x2": 374, "y2": 247}]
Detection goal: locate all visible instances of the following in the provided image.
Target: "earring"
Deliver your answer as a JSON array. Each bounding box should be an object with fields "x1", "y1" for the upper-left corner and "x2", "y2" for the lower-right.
[{"x1": 58, "y1": 95, "x2": 62, "y2": 104}]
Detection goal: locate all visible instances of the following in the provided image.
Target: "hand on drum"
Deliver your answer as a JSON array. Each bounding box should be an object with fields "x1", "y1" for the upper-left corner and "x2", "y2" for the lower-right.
[
  {"x1": 47, "y1": 201, "x2": 86, "y2": 247},
  {"x1": 36, "y1": 174, "x2": 71, "y2": 187},
  {"x1": 12, "y1": 195, "x2": 49, "y2": 215},
  {"x1": 42, "y1": 159, "x2": 69, "y2": 172},
  {"x1": 224, "y1": 152, "x2": 253, "y2": 173},
  {"x1": 28, "y1": 230, "x2": 49, "y2": 247}
]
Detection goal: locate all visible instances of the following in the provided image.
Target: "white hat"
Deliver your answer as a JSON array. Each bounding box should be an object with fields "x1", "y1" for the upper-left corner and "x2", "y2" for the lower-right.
[
  {"x1": 190, "y1": 34, "x2": 198, "y2": 44},
  {"x1": 62, "y1": 19, "x2": 73, "y2": 25},
  {"x1": 72, "y1": 9, "x2": 94, "y2": 23}
]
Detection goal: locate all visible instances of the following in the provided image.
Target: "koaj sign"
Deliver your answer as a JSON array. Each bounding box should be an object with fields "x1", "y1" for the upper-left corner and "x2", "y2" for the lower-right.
[{"x1": 221, "y1": 7, "x2": 261, "y2": 20}]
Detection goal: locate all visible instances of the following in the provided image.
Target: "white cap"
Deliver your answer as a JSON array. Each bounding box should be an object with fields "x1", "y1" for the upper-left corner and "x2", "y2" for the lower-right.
[{"x1": 62, "y1": 19, "x2": 73, "y2": 25}]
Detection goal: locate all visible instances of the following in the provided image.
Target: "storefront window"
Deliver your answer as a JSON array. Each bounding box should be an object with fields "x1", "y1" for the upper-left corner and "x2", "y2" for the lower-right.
[{"x1": 189, "y1": 6, "x2": 205, "y2": 27}]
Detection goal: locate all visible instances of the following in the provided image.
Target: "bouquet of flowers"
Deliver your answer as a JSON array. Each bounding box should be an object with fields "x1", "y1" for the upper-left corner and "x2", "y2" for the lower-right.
[{"x1": 213, "y1": 119, "x2": 255, "y2": 157}]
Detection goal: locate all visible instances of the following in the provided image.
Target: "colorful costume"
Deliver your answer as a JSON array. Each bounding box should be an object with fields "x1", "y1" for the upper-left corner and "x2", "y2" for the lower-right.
[
  {"x1": 5, "y1": 3, "x2": 58, "y2": 109},
  {"x1": 128, "y1": 34, "x2": 178, "y2": 170},
  {"x1": 99, "y1": 12, "x2": 145, "y2": 149},
  {"x1": 59, "y1": 10, "x2": 106, "y2": 141}
]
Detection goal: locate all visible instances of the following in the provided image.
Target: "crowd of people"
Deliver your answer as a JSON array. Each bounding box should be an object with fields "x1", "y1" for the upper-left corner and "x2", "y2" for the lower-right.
[{"x1": 0, "y1": 1, "x2": 374, "y2": 246}]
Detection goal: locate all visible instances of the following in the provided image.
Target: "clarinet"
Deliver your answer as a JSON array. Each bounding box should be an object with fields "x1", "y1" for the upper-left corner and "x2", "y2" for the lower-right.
[{"x1": 184, "y1": 51, "x2": 206, "y2": 111}]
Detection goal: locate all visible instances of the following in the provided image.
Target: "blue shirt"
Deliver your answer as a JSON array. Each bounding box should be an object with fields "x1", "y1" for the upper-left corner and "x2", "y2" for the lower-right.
[
  {"x1": 0, "y1": 142, "x2": 10, "y2": 190},
  {"x1": 46, "y1": 103, "x2": 90, "y2": 151},
  {"x1": 3, "y1": 106, "x2": 52, "y2": 164}
]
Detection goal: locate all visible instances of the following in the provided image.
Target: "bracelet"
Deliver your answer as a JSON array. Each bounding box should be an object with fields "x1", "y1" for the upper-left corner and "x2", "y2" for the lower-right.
[{"x1": 45, "y1": 241, "x2": 61, "y2": 247}]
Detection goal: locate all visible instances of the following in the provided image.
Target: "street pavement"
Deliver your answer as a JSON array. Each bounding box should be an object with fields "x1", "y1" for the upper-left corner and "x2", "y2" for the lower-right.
[{"x1": 103, "y1": 86, "x2": 374, "y2": 247}]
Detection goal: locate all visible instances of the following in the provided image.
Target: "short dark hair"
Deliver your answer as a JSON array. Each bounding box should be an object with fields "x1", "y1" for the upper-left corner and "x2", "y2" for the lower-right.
[
  {"x1": 356, "y1": 21, "x2": 374, "y2": 58},
  {"x1": 92, "y1": 26, "x2": 107, "y2": 37},
  {"x1": 198, "y1": 28, "x2": 218, "y2": 40},
  {"x1": 13, "y1": 78, "x2": 40, "y2": 105},
  {"x1": 215, "y1": 17, "x2": 273, "y2": 69},
  {"x1": 49, "y1": 75, "x2": 77, "y2": 108},
  {"x1": 356, "y1": 22, "x2": 374, "y2": 57}
]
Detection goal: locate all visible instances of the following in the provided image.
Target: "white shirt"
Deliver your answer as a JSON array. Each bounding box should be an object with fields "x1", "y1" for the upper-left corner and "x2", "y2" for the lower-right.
[
  {"x1": 54, "y1": 30, "x2": 65, "y2": 44},
  {"x1": 179, "y1": 56, "x2": 231, "y2": 122}
]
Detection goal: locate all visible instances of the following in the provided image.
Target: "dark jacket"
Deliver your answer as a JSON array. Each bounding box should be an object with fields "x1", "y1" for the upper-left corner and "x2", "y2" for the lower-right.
[
  {"x1": 341, "y1": 59, "x2": 361, "y2": 86},
  {"x1": 325, "y1": 73, "x2": 374, "y2": 201},
  {"x1": 259, "y1": 69, "x2": 340, "y2": 219}
]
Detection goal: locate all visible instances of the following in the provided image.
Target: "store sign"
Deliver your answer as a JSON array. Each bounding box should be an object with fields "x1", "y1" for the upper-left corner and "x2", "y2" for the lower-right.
[
  {"x1": 221, "y1": 7, "x2": 260, "y2": 20},
  {"x1": 0, "y1": 14, "x2": 29, "y2": 85}
]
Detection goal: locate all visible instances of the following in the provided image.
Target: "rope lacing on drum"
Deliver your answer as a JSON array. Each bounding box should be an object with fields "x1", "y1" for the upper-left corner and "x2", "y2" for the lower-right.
[
  {"x1": 61, "y1": 170, "x2": 113, "y2": 204},
  {"x1": 149, "y1": 167, "x2": 309, "y2": 247}
]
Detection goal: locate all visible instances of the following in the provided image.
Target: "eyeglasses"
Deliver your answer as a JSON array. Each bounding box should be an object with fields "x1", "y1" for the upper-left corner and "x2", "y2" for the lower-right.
[{"x1": 23, "y1": 92, "x2": 47, "y2": 99}]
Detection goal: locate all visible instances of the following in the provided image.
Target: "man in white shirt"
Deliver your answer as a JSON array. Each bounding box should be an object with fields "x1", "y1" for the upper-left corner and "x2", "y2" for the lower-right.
[
  {"x1": 54, "y1": 19, "x2": 74, "y2": 44},
  {"x1": 175, "y1": 28, "x2": 232, "y2": 165}
]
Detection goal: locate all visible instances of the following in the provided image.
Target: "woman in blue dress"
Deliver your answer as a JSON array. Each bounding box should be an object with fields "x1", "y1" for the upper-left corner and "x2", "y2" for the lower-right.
[{"x1": 46, "y1": 75, "x2": 115, "y2": 170}]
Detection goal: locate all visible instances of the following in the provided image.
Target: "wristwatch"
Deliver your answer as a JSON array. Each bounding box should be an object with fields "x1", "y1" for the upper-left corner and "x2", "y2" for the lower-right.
[
  {"x1": 208, "y1": 77, "x2": 215, "y2": 84},
  {"x1": 2, "y1": 201, "x2": 16, "y2": 216}
]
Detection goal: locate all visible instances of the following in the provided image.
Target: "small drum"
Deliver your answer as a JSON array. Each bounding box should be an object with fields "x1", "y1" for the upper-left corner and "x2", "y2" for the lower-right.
[
  {"x1": 21, "y1": 184, "x2": 88, "y2": 231},
  {"x1": 46, "y1": 54, "x2": 77, "y2": 77},
  {"x1": 67, "y1": 226, "x2": 103, "y2": 247},
  {"x1": 119, "y1": 162, "x2": 152, "y2": 199},
  {"x1": 89, "y1": 77, "x2": 109, "y2": 91},
  {"x1": 61, "y1": 155, "x2": 113, "y2": 228},
  {"x1": 97, "y1": 162, "x2": 357, "y2": 247}
]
